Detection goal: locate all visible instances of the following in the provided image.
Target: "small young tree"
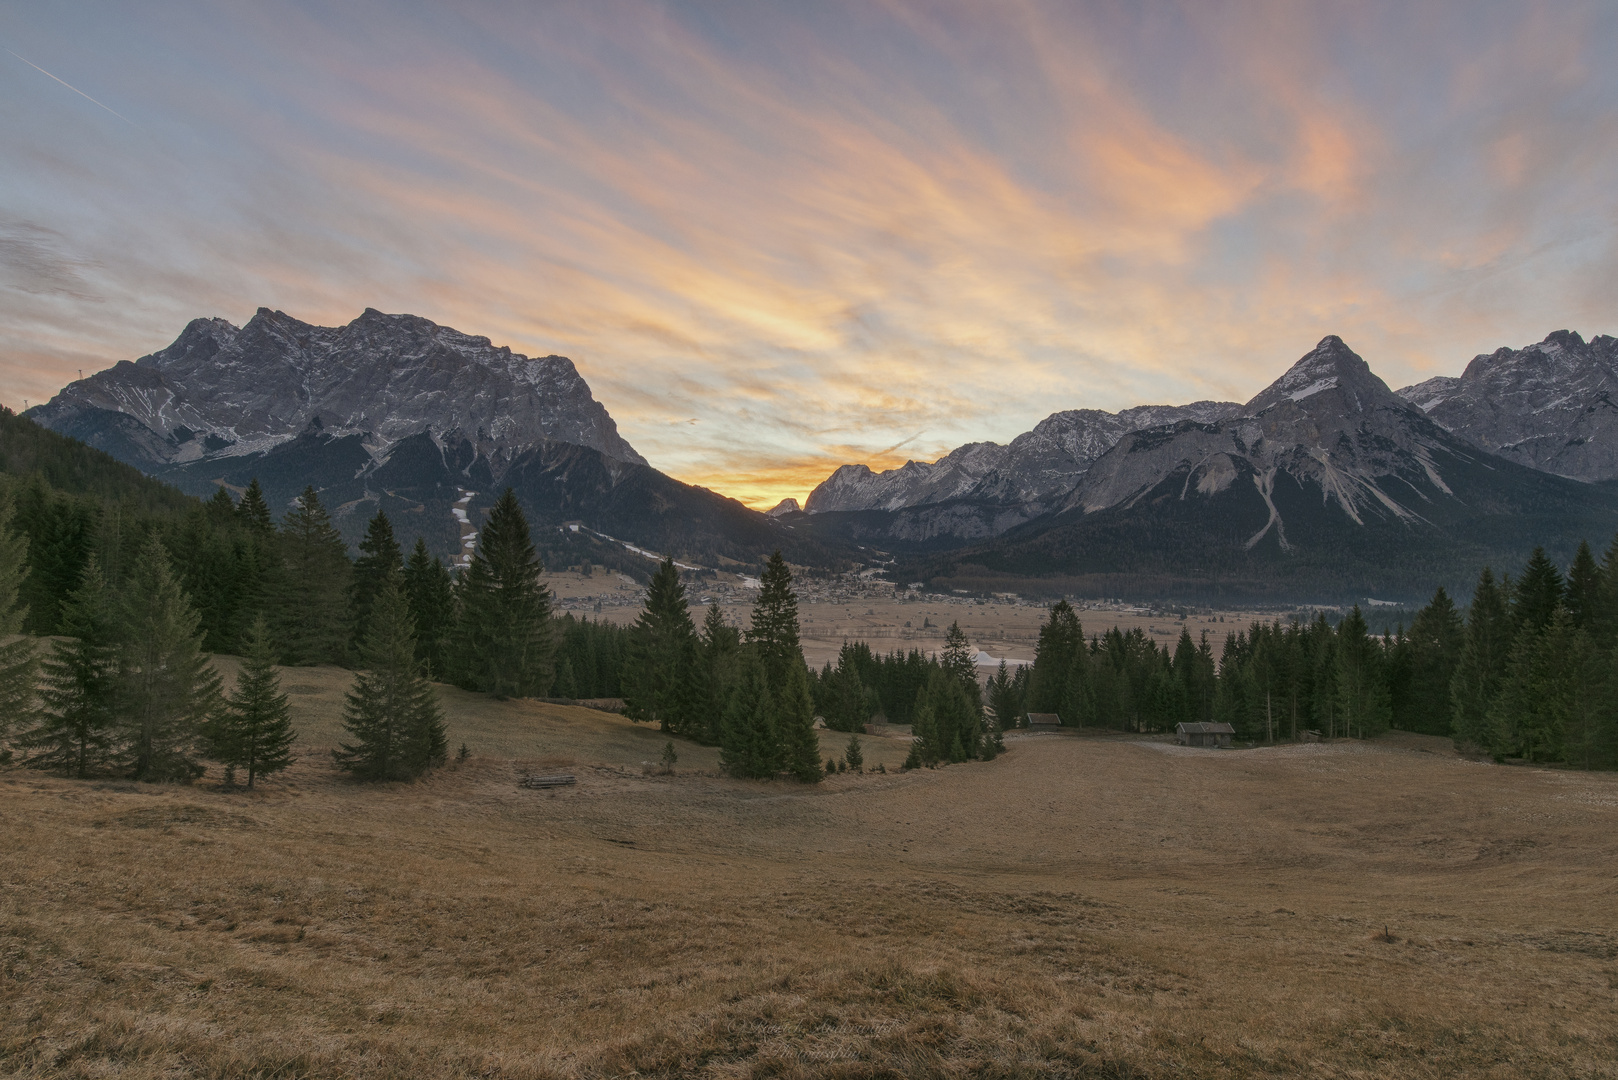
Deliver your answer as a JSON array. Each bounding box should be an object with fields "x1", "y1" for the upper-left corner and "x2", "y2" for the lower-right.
[
  {"x1": 333, "y1": 576, "x2": 446, "y2": 780},
  {"x1": 205, "y1": 616, "x2": 296, "y2": 787},
  {"x1": 116, "y1": 537, "x2": 223, "y2": 781},
  {"x1": 844, "y1": 732, "x2": 863, "y2": 771},
  {"x1": 25, "y1": 557, "x2": 116, "y2": 776}
]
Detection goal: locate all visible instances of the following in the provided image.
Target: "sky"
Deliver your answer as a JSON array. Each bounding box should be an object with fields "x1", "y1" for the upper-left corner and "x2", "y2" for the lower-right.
[{"x1": 3, "y1": 1, "x2": 1618, "y2": 509}]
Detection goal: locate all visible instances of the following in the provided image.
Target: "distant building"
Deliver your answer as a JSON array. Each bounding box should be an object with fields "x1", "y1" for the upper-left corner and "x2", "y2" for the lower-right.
[
  {"x1": 1176, "y1": 721, "x2": 1234, "y2": 748},
  {"x1": 1026, "y1": 712, "x2": 1062, "y2": 728}
]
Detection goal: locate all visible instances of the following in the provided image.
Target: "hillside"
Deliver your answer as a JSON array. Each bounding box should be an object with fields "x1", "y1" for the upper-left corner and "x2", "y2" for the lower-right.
[
  {"x1": 4, "y1": 666, "x2": 1615, "y2": 1077},
  {"x1": 0, "y1": 405, "x2": 196, "y2": 514}
]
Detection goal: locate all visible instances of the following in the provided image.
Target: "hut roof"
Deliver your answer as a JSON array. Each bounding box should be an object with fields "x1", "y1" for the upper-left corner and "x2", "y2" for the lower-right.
[
  {"x1": 1026, "y1": 712, "x2": 1062, "y2": 726},
  {"x1": 1176, "y1": 722, "x2": 1235, "y2": 735}
]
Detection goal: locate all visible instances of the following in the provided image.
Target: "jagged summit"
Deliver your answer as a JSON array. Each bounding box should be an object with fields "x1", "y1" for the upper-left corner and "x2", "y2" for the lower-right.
[
  {"x1": 1244, "y1": 335, "x2": 1409, "y2": 416},
  {"x1": 1396, "y1": 329, "x2": 1618, "y2": 482},
  {"x1": 28, "y1": 307, "x2": 645, "y2": 474}
]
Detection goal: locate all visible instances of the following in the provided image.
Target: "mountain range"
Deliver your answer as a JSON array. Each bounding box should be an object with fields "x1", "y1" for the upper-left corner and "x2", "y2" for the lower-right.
[
  {"x1": 24, "y1": 312, "x2": 1618, "y2": 602},
  {"x1": 788, "y1": 332, "x2": 1618, "y2": 600},
  {"x1": 25, "y1": 308, "x2": 833, "y2": 571}
]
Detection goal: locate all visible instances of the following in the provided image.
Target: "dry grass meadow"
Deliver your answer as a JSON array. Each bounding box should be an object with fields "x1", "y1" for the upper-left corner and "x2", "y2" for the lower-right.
[{"x1": 4, "y1": 660, "x2": 1618, "y2": 1078}]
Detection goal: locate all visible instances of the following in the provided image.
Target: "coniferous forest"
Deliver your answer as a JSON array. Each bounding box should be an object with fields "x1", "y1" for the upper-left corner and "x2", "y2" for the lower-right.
[{"x1": 7, "y1": 402, "x2": 1618, "y2": 784}]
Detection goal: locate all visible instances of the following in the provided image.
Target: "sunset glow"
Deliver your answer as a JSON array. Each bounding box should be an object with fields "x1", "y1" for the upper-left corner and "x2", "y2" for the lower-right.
[{"x1": 4, "y1": 2, "x2": 1617, "y2": 508}]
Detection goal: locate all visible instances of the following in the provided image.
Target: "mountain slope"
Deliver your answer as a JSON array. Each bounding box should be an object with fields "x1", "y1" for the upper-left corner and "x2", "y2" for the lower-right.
[
  {"x1": 26, "y1": 307, "x2": 645, "y2": 472},
  {"x1": 24, "y1": 309, "x2": 839, "y2": 569},
  {"x1": 900, "y1": 337, "x2": 1618, "y2": 602},
  {"x1": 1397, "y1": 330, "x2": 1618, "y2": 482},
  {"x1": 806, "y1": 401, "x2": 1240, "y2": 516}
]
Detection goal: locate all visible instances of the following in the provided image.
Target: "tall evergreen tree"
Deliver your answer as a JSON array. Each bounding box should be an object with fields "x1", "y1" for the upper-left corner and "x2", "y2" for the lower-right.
[
  {"x1": 623, "y1": 558, "x2": 700, "y2": 733},
  {"x1": 350, "y1": 510, "x2": 403, "y2": 651},
  {"x1": 0, "y1": 488, "x2": 37, "y2": 748},
  {"x1": 1512, "y1": 547, "x2": 1565, "y2": 639},
  {"x1": 115, "y1": 536, "x2": 223, "y2": 781},
  {"x1": 454, "y1": 489, "x2": 553, "y2": 697},
  {"x1": 698, "y1": 602, "x2": 741, "y2": 744},
  {"x1": 1564, "y1": 540, "x2": 1601, "y2": 631},
  {"x1": 402, "y1": 538, "x2": 455, "y2": 678},
  {"x1": 334, "y1": 575, "x2": 447, "y2": 780},
  {"x1": 204, "y1": 616, "x2": 296, "y2": 787},
  {"x1": 272, "y1": 487, "x2": 352, "y2": 666},
  {"x1": 776, "y1": 656, "x2": 824, "y2": 782},
  {"x1": 940, "y1": 621, "x2": 981, "y2": 710},
  {"x1": 235, "y1": 479, "x2": 275, "y2": 536},
  {"x1": 1451, "y1": 567, "x2": 1514, "y2": 755},
  {"x1": 1027, "y1": 601, "x2": 1083, "y2": 716},
  {"x1": 746, "y1": 550, "x2": 802, "y2": 687},
  {"x1": 718, "y1": 651, "x2": 778, "y2": 779},
  {"x1": 24, "y1": 558, "x2": 117, "y2": 775},
  {"x1": 1592, "y1": 532, "x2": 1618, "y2": 647},
  {"x1": 1399, "y1": 587, "x2": 1464, "y2": 735},
  {"x1": 1335, "y1": 607, "x2": 1390, "y2": 740}
]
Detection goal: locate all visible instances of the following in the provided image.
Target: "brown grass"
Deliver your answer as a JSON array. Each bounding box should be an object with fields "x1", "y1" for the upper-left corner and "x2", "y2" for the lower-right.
[{"x1": 3, "y1": 664, "x2": 1617, "y2": 1078}]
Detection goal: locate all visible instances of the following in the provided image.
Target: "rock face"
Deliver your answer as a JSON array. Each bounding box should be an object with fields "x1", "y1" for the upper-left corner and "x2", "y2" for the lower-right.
[
  {"x1": 898, "y1": 336, "x2": 1618, "y2": 601},
  {"x1": 26, "y1": 307, "x2": 646, "y2": 473},
  {"x1": 804, "y1": 401, "x2": 1241, "y2": 517},
  {"x1": 1396, "y1": 330, "x2": 1618, "y2": 482},
  {"x1": 765, "y1": 498, "x2": 801, "y2": 517}
]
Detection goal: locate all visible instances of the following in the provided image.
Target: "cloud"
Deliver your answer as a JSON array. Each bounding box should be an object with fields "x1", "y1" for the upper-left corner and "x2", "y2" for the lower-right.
[{"x1": 3, "y1": 1, "x2": 1618, "y2": 511}]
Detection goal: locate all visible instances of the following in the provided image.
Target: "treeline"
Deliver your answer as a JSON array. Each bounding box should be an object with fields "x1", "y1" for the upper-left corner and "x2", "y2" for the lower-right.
[{"x1": 936, "y1": 537, "x2": 1618, "y2": 768}]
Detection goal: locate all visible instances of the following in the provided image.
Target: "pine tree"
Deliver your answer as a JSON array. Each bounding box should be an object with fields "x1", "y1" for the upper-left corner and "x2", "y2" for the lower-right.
[
  {"x1": 699, "y1": 602, "x2": 741, "y2": 744},
  {"x1": 1335, "y1": 607, "x2": 1390, "y2": 740},
  {"x1": 1028, "y1": 601, "x2": 1083, "y2": 714},
  {"x1": 718, "y1": 652, "x2": 778, "y2": 779},
  {"x1": 115, "y1": 536, "x2": 223, "y2": 781},
  {"x1": 235, "y1": 479, "x2": 275, "y2": 536},
  {"x1": 746, "y1": 551, "x2": 801, "y2": 687},
  {"x1": 350, "y1": 510, "x2": 403, "y2": 651},
  {"x1": 1512, "y1": 547, "x2": 1565, "y2": 639},
  {"x1": 402, "y1": 538, "x2": 455, "y2": 678},
  {"x1": 776, "y1": 656, "x2": 824, "y2": 782},
  {"x1": 272, "y1": 487, "x2": 352, "y2": 666},
  {"x1": 25, "y1": 558, "x2": 116, "y2": 775},
  {"x1": 205, "y1": 616, "x2": 296, "y2": 787},
  {"x1": 1564, "y1": 540, "x2": 1601, "y2": 630},
  {"x1": 1400, "y1": 586, "x2": 1464, "y2": 735},
  {"x1": 624, "y1": 558, "x2": 699, "y2": 733},
  {"x1": 1451, "y1": 568, "x2": 1515, "y2": 755},
  {"x1": 0, "y1": 487, "x2": 37, "y2": 750},
  {"x1": 334, "y1": 575, "x2": 447, "y2": 780},
  {"x1": 940, "y1": 621, "x2": 981, "y2": 710},
  {"x1": 454, "y1": 490, "x2": 553, "y2": 697},
  {"x1": 844, "y1": 732, "x2": 864, "y2": 771},
  {"x1": 1592, "y1": 532, "x2": 1618, "y2": 647}
]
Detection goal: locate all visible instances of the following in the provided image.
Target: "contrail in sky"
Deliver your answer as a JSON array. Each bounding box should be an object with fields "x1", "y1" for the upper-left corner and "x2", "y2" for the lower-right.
[{"x1": 6, "y1": 48, "x2": 136, "y2": 126}]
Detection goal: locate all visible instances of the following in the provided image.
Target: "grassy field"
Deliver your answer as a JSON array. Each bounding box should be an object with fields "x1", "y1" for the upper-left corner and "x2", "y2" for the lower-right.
[{"x1": 4, "y1": 661, "x2": 1617, "y2": 1078}]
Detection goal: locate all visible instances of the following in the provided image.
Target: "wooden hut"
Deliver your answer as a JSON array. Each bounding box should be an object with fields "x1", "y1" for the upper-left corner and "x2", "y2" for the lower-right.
[{"x1": 1175, "y1": 721, "x2": 1234, "y2": 748}]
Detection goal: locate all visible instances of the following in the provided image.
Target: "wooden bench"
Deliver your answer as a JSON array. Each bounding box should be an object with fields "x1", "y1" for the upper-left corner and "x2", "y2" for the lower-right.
[{"x1": 522, "y1": 774, "x2": 577, "y2": 789}]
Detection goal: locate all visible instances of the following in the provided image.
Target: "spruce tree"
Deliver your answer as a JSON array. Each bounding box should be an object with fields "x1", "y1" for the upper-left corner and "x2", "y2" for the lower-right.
[
  {"x1": 350, "y1": 510, "x2": 403, "y2": 651},
  {"x1": 718, "y1": 652, "x2": 778, "y2": 779},
  {"x1": 272, "y1": 487, "x2": 353, "y2": 666},
  {"x1": 235, "y1": 479, "x2": 275, "y2": 535},
  {"x1": 115, "y1": 536, "x2": 223, "y2": 781},
  {"x1": 1564, "y1": 541, "x2": 1601, "y2": 630},
  {"x1": 1401, "y1": 587, "x2": 1464, "y2": 735},
  {"x1": 205, "y1": 616, "x2": 296, "y2": 787},
  {"x1": 624, "y1": 558, "x2": 699, "y2": 733},
  {"x1": 25, "y1": 558, "x2": 117, "y2": 776},
  {"x1": 1592, "y1": 532, "x2": 1618, "y2": 647},
  {"x1": 699, "y1": 602, "x2": 741, "y2": 744},
  {"x1": 746, "y1": 551, "x2": 802, "y2": 686},
  {"x1": 0, "y1": 488, "x2": 37, "y2": 749},
  {"x1": 454, "y1": 489, "x2": 553, "y2": 697},
  {"x1": 1451, "y1": 568, "x2": 1515, "y2": 754},
  {"x1": 776, "y1": 656, "x2": 824, "y2": 782},
  {"x1": 334, "y1": 575, "x2": 447, "y2": 780},
  {"x1": 1512, "y1": 547, "x2": 1565, "y2": 639},
  {"x1": 402, "y1": 538, "x2": 455, "y2": 678},
  {"x1": 1028, "y1": 601, "x2": 1083, "y2": 713},
  {"x1": 1335, "y1": 607, "x2": 1390, "y2": 740},
  {"x1": 941, "y1": 621, "x2": 982, "y2": 711}
]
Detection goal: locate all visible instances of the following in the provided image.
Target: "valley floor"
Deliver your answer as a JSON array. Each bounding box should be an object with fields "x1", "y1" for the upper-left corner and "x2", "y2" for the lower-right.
[{"x1": 3, "y1": 666, "x2": 1617, "y2": 1078}]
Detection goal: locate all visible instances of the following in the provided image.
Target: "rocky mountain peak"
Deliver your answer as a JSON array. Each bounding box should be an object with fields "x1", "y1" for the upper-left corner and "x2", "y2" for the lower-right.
[
  {"x1": 27, "y1": 307, "x2": 645, "y2": 475},
  {"x1": 1243, "y1": 335, "x2": 1406, "y2": 416}
]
